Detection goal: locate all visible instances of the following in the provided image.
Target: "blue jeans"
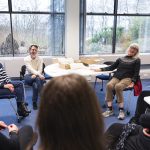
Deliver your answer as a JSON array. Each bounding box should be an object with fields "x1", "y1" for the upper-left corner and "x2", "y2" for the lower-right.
[
  {"x1": 0, "y1": 81, "x2": 25, "y2": 103},
  {"x1": 24, "y1": 74, "x2": 45, "y2": 102}
]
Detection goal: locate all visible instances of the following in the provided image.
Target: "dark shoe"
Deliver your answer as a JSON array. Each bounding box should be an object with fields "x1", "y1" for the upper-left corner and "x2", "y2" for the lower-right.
[
  {"x1": 33, "y1": 102, "x2": 38, "y2": 110},
  {"x1": 17, "y1": 103, "x2": 30, "y2": 117}
]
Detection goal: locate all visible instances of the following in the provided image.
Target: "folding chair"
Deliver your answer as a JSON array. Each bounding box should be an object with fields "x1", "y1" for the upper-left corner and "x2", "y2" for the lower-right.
[
  {"x1": 94, "y1": 61, "x2": 114, "y2": 91},
  {"x1": 0, "y1": 92, "x2": 23, "y2": 123}
]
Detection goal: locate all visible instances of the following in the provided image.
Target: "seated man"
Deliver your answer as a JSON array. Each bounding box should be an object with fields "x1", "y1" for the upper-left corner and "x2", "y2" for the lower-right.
[
  {"x1": 0, "y1": 63, "x2": 30, "y2": 117},
  {"x1": 129, "y1": 90, "x2": 150, "y2": 124},
  {"x1": 24, "y1": 45, "x2": 45, "y2": 110}
]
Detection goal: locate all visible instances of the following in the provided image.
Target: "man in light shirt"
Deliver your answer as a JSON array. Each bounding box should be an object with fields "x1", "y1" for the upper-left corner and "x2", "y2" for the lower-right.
[{"x1": 24, "y1": 45, "x2": 45, "y2": 110}]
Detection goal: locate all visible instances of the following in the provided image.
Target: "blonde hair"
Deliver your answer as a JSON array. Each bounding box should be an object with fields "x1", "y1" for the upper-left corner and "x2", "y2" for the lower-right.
[{"x1": 127, "y1": 43, "x2": 139, "y2": 58}]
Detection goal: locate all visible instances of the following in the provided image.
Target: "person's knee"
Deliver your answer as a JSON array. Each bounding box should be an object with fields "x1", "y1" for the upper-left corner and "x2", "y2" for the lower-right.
[
  {"x1": 106, "y1": 83, "x2": 114, "y2": 90},
  {"x1": 114, "y1": 84, "x2": 122, "y2": 92}
]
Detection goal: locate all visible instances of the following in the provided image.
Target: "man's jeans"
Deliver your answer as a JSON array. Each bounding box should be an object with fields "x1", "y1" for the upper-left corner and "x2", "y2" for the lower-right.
[
  {"x1": 0, "y1": 81, "x2": 25, "y2": 103},
  {"x1": 24, "y1": 74, "x2": 45, "y2": 102}
]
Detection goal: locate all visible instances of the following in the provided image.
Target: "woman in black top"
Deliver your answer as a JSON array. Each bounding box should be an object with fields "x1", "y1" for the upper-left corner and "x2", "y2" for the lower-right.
[
  {"x1": 105, "y1": 113, "x2": 150, "y2": 150},
  {"x1": 95, "y1": 43, "x2": 141, "y2": 120}
]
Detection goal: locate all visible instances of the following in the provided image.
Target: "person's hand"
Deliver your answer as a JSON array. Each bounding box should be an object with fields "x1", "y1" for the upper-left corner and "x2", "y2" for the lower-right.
[
  {"x1": 0, "y1": 121, "x2": 7, "y2": 130},
  {"x1": 31, "y1": 74, "x2": 36, "y2": 79},
  {"x1": 128, "y1": 82, "x2": 134, "y2": 88},
  {"x1": 39, "y1": 74, "x2": 45, "y2": 80},
  {"x1": 8, "y1": 124, "x2": 18, "y2": 133},
  {"x1": 4, "y1": 84, "x2": 14, "y2": 92}
]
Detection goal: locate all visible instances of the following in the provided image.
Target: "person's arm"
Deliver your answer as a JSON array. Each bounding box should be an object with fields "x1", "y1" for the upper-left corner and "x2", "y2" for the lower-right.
[
  {"x1": 101, "y1": 58, "x2": 119, "y2": 71},
  {"x1": 132, "y1": 58, "x2": 141, "y2": 83}
]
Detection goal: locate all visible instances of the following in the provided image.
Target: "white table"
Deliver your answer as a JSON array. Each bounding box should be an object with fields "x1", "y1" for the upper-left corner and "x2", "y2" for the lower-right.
[
  {"x1": 144, "y1": 96, "x2": 150, "y2": 105},
  {"x1": 44, "y1": 63, "x2": 112, "y2": 80}
]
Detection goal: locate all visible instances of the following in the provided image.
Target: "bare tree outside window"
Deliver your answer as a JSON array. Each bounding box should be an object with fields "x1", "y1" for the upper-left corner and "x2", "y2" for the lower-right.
[
  {"x1": 0, "y1": 0, "x2": 65, "y2": 57},
  {"x1": 80, "y1": 0, "x2": 150, "y2": 54}
]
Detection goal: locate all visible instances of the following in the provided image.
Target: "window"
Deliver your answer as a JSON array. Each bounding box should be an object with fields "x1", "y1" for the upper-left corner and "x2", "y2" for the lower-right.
[
  {"x1": 80, "y1": 0, "x2": 150, "y2": 54},
  {"x1": 0, "y1": 0, "x2": 65, "y2": 57}
]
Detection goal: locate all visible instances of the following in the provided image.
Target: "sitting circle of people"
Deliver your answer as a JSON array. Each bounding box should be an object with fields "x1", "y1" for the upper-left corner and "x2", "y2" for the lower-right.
[{"x1": 1, "y1": 42, "x2": 150, "y2": 150}]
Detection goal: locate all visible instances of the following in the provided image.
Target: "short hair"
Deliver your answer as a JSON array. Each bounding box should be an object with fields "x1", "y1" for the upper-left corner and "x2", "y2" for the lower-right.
[
  {"x1": 29, "y1": 44, "x2": 38, "y2": 50},
  {"x1": 129, "y1": 43, "x2": 139, "y2": 52},
  {"x1": 37, "y1": 74, "x2": 105, "y2": 150},
  {"x1": 127, "y1": 43, "x2": 140, "y2": 58}
]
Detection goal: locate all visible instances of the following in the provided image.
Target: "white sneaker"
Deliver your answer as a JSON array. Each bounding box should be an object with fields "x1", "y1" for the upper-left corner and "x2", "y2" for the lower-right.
[
  {"x1": 118, "y1": 110, "x2": 125, "y2": 120},
  {"x1": 103, "y1": 109, "x2": 114, "y2": 117}
]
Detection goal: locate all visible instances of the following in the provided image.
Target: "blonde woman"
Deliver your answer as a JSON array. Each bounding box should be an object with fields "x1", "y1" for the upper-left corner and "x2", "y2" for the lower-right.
[{"x1": 95, "y1": 43, "x2": 141, "y2": 120}]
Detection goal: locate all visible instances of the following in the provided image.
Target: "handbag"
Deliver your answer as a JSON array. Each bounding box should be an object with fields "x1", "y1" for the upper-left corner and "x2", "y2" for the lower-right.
[{"x1": 134, "y1": 79, "x2": 142, "y2": 96}]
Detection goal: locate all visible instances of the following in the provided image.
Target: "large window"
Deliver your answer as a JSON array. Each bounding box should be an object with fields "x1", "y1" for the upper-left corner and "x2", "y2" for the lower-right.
[
  {"x1": 0, "y1": 0, "x2": 65, "y2": 57},
  {"x1": 80, "y1": 0, "x2": 150, "y2": 54}
]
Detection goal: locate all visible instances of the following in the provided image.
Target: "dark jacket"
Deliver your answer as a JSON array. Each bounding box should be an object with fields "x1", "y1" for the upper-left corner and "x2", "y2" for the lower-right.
[
  {"x1": 0, "y1": 132, "x2": 19, "y2": 150},
  {"x1": 106, "y1": 123, "x2": 150, "y2": 150},
  {"x1": 101, "y1": 56, "x2": 141, "y2": 83}
]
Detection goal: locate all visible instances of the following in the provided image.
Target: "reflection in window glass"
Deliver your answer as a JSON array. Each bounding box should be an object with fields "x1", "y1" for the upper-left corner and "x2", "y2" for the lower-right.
[
  {"x1": 12, "y1": 14, "x2": 65, "y2": 56},
  {"x1": 85, "y1": 16, "x2": 113, "y2": 54},
  {"x1": 86, "y1": 0, "x2": 114, "y2": 13},
  {"x1": 0, "y1": 15, "x2": 12, "y2": 56},
  {"x1": 116, "y1": 16, "x2": 150, "y2": 53},
  {"x1": 12, "y1": 0, "x2": 65, "y2": 12},
  {"x1": 118, "y1": 0, "x2": 150, "y2": 14},
  {"x1": 0, "y1": 0, "x2": 8, "y2": 11}
]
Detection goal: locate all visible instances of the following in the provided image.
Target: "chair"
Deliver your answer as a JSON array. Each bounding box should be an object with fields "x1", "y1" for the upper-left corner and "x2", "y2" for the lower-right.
[
  {"x1": 94, "y1": 61, "x2": 114, "y2": 91},
  {"x1": 0, "y1": 92, "x2": 23, "y2": 123}
]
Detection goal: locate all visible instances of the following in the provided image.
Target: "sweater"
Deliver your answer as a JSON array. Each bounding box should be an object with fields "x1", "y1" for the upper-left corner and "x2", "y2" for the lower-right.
[
  {"x1": 24, "y1": 55, "x2": 43, "y2": 76},
  {"x1": 101, "y1": 56, "x2": 141, "y2": 83}
]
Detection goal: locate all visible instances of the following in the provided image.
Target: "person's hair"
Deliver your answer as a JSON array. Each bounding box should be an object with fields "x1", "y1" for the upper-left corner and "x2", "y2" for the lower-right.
[
  {"x1": 37, "y1": 74, "x2": 105, "y2": 150},
  {"x1": 29, "y1": 44, "x2": 38, "y2": 50},
  {"x1": 127, "y1": 43, "x2": 139, "y2": 58}
]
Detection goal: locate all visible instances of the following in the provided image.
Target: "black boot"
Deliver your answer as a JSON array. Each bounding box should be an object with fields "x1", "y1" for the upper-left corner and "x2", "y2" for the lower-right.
[
  {"x1": 33, "y1": 102, "x2": 38, "y2": 110},
  {"x1": 17, "y1": 103, "x2": 30, "y2": 117}
]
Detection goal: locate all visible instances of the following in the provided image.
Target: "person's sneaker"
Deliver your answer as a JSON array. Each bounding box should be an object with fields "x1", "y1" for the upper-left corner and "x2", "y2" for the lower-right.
[
  {"x1": 33, "y1": 102, "x2": 38, "y2": 110},
  {"x1": 103, "y1": 109, "x2": 114, "y2": 117},
  {"x1": 118, "y1": 110, "x2": 125, "y2": 120}
]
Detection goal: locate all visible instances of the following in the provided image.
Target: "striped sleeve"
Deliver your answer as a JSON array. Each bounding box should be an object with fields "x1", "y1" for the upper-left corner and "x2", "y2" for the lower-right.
[{"x1": 0, "y1": 65, "x2": 11, "y2": 88}]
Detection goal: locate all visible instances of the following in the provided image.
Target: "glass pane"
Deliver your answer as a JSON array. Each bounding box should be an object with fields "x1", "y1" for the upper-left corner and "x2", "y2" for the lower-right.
[
  {"x1": 0, "y1": 14, "x2": 12, "y2": 56},
  {"x1": 116, "y1": 16, "x2": 150, "y2": 53},
  {"x1": 0, "y1": 0, "x2": 8, "y2": 11},
  {"x1": 86, "y1": 0, "x2": 114, "y2": 13},
  {"x1": 84, "y1": 16, "x2": 113, "y2": 54},
  {"x1": 12, "y1": 0, "x2": 65, "y2": 12},
  {"x1": 12, "y1": 14, "x2": 65, "y2": 56},
  {"x1": 118, "y1": 0, "x2": 150, "y2": 14}
]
